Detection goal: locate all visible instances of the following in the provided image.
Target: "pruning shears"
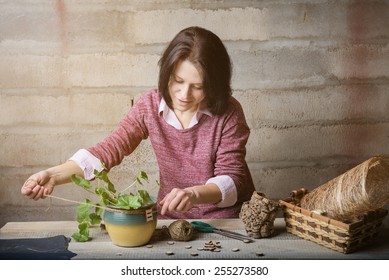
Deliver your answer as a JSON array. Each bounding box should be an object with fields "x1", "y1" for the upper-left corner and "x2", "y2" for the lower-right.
[{"x1": 190, "y1": 221, "x2": 254, "y2": 243}]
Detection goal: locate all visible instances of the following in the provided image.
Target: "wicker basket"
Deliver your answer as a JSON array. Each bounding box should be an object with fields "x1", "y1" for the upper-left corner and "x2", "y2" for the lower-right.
[{"x1": 279, "y1": 188, "x2": 388, "y2": 254}]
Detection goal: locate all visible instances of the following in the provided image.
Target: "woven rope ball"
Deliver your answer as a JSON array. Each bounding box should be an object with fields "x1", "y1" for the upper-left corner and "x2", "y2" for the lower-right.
[
  {"x1": 301, "y1": 155, "x2": 389, "y2": 222},
  {"x1": 166, "y1": 219, "x2": 193, "y2": 241},
  {"x1": 239, "y1": 191, "x2": 280, "y2": 238}
]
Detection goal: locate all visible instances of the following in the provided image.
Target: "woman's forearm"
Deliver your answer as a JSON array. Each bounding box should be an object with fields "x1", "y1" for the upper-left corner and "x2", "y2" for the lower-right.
[
  {"x1": 189, "y1": 183, "x2": 222, "y2": 205},
  {"x1": 46, "y1": 160, "x2": 84, "y2": 186}
]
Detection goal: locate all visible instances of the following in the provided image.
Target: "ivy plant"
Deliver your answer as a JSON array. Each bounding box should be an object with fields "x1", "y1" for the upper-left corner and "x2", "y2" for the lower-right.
[{"x1": 70, "y1": 169, "x2": 155, "y2": 242}]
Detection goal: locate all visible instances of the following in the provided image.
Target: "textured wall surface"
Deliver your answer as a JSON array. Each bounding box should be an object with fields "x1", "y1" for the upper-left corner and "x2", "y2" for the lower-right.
[{"x1": 1, "y1": 0, "x2": 388, "y2": 227}]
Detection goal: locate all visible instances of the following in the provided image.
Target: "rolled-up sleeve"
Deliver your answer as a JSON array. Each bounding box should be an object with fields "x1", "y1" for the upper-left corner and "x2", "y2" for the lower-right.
[
  {"x1": 206, "y1": 175, "x2": 237, "y2": 208},
  {"x1": 69, "y1": 149, "x2": 104, "y2": 180}
]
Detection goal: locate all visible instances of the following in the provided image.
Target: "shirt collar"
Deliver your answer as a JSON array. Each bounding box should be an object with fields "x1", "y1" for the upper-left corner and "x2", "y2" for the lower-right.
[
  {"x1": 158, "y1": 98, "x2": 212, "y2": 129},
  {"x1": 158, "y1": 98, "x2": 213, "y2": 117}
]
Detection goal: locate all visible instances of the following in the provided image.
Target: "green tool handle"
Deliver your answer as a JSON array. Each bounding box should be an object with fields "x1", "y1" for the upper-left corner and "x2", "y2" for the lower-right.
[{"x1": 190, "y1": 221, "x2": 215, "y2": 232}]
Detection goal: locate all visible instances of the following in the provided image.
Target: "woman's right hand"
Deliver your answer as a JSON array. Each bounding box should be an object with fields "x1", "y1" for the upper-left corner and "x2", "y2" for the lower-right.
[
  {"x1": 21, "y1": 170, "x2": 55, "y2": 200},
  {"x1": 21, "y1": 161, "x2": 84, "y2": 200}
]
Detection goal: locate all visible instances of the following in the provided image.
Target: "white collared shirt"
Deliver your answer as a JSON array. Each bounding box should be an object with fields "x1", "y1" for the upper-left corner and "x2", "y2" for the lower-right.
[{"x1": 158, "y1": 98, "x2": 213, "y2": 129}]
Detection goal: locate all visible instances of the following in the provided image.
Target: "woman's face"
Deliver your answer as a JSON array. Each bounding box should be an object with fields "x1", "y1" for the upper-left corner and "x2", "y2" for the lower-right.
[{"x1": 169, "y1": 60, "x2": 205, "y2": 113}]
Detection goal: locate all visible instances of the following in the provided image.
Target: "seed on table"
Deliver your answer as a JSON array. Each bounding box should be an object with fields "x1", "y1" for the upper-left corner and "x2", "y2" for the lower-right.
[
  {"x1": 185, "y1": 245, "x2": 192, "y2": 249},
  {"x1": 256, "y1": 252, "x2": 264, "y2": 257},
  {"x1": 243, "y1": 239, "x2": 251, "y2": 243},
  {"x1": 146, "y1": 244, "x2": 153, "y2": 248},
  {"x1": 197, "y1": 247, "x2": 204, "y2": 251},
  {"x1": 191, "y1": 252, "x2": 199, "y2": 257},
  {"x1": 213, "y1": 248, "x2": 221, "y2": 252},
  {"x1": 165, "y1": 251, "x2": 174, "y2": 255},
  {"x1": 231, "y1": 248, "x2": 240, "y2": 252},
  {"x1": 167, "y1": 241, "x2": 175, "y2": 245}
]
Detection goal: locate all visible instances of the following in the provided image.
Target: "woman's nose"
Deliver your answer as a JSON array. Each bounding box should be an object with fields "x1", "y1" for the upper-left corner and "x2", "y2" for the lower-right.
[{"x1": 180, "y1": 84, "x2": 190, "y2": 99}]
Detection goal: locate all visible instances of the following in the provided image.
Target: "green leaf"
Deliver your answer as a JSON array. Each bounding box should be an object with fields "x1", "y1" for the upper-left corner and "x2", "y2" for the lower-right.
[
  {"x1": 76, "y1": 200, "x2": 92, "y2": 223},
  {"x1": 95, "y1": 170, "x2": 116, "y2": 194},
  {"x1": 116, "y1": 194, "x2": 141, "y2": 209},
  {"x1": 79, "y1": 221, "x2": 89, "y2": 231},
  {"x1": 89, "y1": 213, "x2": 102, "y2": 225},
  {"x1": 72, "y1": 221, "x2": 90, "y2": 242},
  {"x1": 140, "y1": 171, "x2": 148, "y2": 181},
  {"x1": 72, "y1": 232, "x2": 89, "y2": 242},
  {"x1": 96, "y1": 187, "x2": 115, "y2": 205},
  {"x1": 95, "y1": 205, "x2": 103, "y2": 216},
  {"x1": 93, "y1": 168, "x2": 101, "y2": 177},
  {"x1": 136, "y1": 170, "x2": 149, "y2": 186},
  {"x1": 71, "y1": 174, "x2": 92, "y2": 190},
  {"x1": 138, "y1": 190, "x2": 154, "y2": 206}
]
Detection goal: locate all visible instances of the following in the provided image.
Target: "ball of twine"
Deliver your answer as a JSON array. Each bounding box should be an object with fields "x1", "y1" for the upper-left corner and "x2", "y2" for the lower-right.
[
  {"x1": 301, "y1": 155, "x2": 389, "y2": 222},
  {"x1": 166, "y1": 219, "x2": 193, "y2": 241}
]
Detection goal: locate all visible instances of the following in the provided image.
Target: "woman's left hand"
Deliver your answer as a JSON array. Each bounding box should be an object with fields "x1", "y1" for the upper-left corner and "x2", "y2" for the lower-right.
[{"x1": 159, "y1": 188, "x2": 197, "y2": 215}]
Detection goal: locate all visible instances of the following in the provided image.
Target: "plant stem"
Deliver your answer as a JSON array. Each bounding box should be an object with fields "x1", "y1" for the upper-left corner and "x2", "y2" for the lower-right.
[
  {"x1": 83, "y1": 188, "x2": 96, "y2": 195},
  {"x1": 120, "y1": 180, "x2": 137, "y2": 194}
]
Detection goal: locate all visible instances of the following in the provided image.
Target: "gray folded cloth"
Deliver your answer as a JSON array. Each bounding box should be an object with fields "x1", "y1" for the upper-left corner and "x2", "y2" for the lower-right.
[{"x1": 0, "y1": 235, "x2": 77, "y2": 260}]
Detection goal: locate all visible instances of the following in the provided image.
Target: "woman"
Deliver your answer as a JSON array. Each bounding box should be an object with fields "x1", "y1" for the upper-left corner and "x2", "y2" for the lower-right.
[{"x1": 21, "y1": 26, "x2": 255, "y2": 219}]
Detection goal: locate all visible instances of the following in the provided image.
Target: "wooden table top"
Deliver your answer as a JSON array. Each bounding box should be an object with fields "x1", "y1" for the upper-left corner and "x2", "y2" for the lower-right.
[{"x1": 1, "y1": 218, "x2": 388, "y2": 259}]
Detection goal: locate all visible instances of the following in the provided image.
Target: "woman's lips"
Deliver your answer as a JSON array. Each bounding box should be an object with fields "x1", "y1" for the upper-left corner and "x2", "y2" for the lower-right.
[{"x1": 177, "y1": 98, "x2": 191, "y2": 105}]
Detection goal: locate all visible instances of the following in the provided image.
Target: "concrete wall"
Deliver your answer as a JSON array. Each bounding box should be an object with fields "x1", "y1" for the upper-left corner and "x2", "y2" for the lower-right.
[{"x1": 1, "y1": 0, "x2": 389, "y2": 227}]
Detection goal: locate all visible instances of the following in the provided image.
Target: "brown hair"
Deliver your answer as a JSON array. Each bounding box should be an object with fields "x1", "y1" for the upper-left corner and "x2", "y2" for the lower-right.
[{"x1": 158, "y1": 26, "x2": 232, "y2": 115}]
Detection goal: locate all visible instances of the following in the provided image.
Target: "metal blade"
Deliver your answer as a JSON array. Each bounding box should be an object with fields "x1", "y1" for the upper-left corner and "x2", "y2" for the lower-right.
[{"x1": 213, "y1": 229, "x2": 254, "y2": 243}]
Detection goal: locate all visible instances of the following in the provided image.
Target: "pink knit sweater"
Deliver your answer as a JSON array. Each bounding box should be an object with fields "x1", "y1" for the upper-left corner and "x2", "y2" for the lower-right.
[{"x1": 88, "y1": 89, "x2": 254, "y2": 219}]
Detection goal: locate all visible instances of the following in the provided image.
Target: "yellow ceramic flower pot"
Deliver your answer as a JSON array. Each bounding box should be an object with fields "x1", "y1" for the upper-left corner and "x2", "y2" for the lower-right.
[{"x1": 103, "y1": 204, "x2": 157, "y2": 247}]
